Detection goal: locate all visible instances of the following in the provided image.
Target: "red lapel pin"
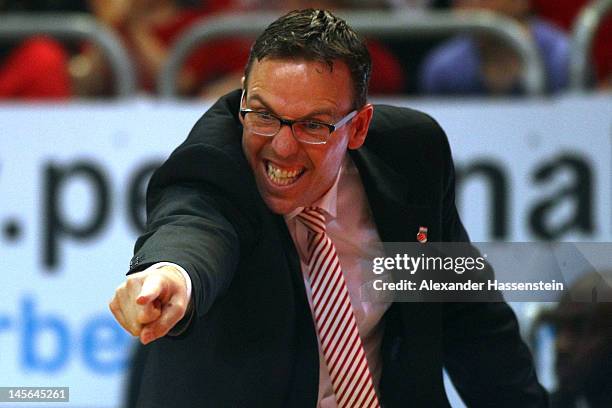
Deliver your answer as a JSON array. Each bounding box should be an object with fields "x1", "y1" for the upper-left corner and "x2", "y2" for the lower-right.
[{"x1": 417, "y1": 226, "x2": 428, "y2": 243}]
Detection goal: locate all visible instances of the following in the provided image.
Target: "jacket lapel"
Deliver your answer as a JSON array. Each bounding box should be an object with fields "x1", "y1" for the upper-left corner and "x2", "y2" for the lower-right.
[{"x1": 349, "y1": 147, "x2": 432, "y2": 244}]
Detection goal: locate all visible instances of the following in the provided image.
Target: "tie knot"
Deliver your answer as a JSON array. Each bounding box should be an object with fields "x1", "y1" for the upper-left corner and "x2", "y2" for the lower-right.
[{"x1": 297, "y1": 207, "x2": 326, "y2": 234}]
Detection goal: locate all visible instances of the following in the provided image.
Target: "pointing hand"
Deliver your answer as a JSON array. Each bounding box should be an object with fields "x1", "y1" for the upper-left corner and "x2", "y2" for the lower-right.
[{"x1": 109, "y1": 264, "x2": 189, "y2": 344}]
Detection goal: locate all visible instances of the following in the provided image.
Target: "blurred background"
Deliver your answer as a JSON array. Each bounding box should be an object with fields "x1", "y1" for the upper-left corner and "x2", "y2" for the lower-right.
[{"x1": 0, "y1": 0, "x2": 610, "y2": 407}]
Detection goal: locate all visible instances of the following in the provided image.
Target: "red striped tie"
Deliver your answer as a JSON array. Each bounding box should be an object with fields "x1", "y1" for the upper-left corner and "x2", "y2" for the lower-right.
[{"x1": 297, "y1": 207, "x2": 381, "y2": 408}]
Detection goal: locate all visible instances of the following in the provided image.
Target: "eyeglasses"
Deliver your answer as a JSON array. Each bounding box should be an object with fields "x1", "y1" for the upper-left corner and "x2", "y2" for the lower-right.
[{"x1": 239, "y1": 103, "x2": 357, "y2": 145}]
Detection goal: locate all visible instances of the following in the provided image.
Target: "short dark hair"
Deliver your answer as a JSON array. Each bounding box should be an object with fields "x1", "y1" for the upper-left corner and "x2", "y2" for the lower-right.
[{"x1": 244, "y1": 9, "x2": 372, "y2": 109}]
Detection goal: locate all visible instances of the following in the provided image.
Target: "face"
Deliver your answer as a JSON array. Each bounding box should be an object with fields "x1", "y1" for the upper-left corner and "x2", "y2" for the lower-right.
[
  {"x1": 241, "y1": 58, "x2": 373, "y2": 214},
  {"x1": 553, "y1": 306, "x2": 611, "y2": 393}
]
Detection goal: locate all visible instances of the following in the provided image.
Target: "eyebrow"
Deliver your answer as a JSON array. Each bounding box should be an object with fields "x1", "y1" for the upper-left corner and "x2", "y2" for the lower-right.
[{"x1": 247, "y1": 93, "x2": 336, "y2": 122}]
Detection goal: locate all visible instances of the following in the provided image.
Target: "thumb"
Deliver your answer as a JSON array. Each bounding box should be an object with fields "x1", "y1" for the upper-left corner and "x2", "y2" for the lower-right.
[{"x1": 136, "y1": 274, "x2": 164, "y2": 305}]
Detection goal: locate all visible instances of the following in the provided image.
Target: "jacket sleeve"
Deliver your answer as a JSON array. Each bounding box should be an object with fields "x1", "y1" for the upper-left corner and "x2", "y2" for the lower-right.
[
  {"x1": 130, "y1": 173, "x2": 240, "y2": 319},
  {"x1": 128, "y1": 91, "x2": 260, "y2": 323},
  {"x1": 129, "y1": 142, "x2": 258, "y2": 319}
]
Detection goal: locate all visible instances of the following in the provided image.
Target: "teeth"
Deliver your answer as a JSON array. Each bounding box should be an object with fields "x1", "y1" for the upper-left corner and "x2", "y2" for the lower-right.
[{"x1": 266, "y1": 162, "x2": 303, "y2": 185}]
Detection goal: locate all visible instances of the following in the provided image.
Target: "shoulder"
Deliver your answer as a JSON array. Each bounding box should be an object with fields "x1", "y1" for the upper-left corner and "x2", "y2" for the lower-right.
[
  {"x1": 423, "y1": 36, "x2": 476, "y2": 71},
  {"x1": 147, "y1": 90, "x2": 262, "y2": 236},
  {"x1": 181, "y1": 89, "x2": 244, "y2": 153},
  {"x1": 419, "y1": 36, "x2": 480, "y2": 93},
  {"x1": 365, "y1": 104, "x2": 453, "y2": 178},
  {"x1": 149, "y1": 90, "x2": 256, "y2": 199},
  {"x1": 368, "y1": 104, "x2": 448, "y2": 150},
  {"x1": 531, "y1": 18, "x2": 569, "y2": 43},
  {"x1": 160, "y1": 89, "x2": 246, "y2": 175},
  {"x1": 531, "y1": 18, "x2": 570, "y2": 57}
]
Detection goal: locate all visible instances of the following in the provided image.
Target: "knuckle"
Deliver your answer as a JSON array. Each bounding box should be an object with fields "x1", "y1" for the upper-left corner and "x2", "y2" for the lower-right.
[
  {"x1": 130, "y1": 323, "x2": 142, "y2": 336},
  {"x1": 137, "y1": 309, "x2": 155, "y2": 324},
  {"x1": 143, "y1": 274, "x2": 160, "y2": 288},
  {"x1": 171, "y1": 300, "x2": 186, "y2": 312},
  {"x1": 125, "y1": 277, "x2": 137, "y2": 289},
  {"x1": 135, "y1": 313, "x2": 145, "y2": 324},
  {"x1": 115, "y1": 282, "x2": 126, "y2": 295},
  {"x1": 110, "y1": 310, "x2": 121, "y2": 324}
]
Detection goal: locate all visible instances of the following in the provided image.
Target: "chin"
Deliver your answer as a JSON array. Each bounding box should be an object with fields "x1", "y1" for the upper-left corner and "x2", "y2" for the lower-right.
[{"x1": 262, "y1": 196, "x2": 297, "y2": 215}]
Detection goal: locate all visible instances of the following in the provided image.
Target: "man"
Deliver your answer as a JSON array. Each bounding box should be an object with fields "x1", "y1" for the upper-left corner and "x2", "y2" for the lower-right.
[
  {"x1": 110, "y1": 9, "x2": 547, "y2": 407},
  {"x1": 419, "y1": 0, "x2": 570, "y2": 95},
  {"x1": 536, "y1": 272, "x2": 612, "y2": 408}
]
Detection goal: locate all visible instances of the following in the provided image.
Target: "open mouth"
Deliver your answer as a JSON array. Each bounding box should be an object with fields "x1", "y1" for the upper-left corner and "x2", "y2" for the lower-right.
[{"x1": 265, "y1": 161, "x2": 305, "y2": 186}]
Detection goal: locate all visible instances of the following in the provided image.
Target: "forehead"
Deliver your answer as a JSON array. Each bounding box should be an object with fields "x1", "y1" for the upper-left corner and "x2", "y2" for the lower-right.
[{"x1": 245, "y1": 58, "x2": 354, "y2": 116}]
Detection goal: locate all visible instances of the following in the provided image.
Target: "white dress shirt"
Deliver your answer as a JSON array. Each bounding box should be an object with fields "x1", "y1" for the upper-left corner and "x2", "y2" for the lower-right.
[{"x1": 284, "y1": 155, "x2": 390, "y2": 407}]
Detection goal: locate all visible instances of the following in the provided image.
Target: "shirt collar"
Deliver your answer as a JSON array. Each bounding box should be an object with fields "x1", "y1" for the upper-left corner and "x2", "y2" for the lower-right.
[{"x1": 285, "y1": 155, "x2": 346, "y2": 222}]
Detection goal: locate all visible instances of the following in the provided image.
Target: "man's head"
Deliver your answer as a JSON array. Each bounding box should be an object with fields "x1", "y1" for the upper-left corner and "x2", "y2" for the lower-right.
[
  {"x1": 542, "y1": 272, "x2": 612, "y2": 399},
  {"x1": 244, "y1": 9, "x2": 371, "y2": 109},
  {"x1": 240, "y1": 9, "x2": 374, "y2": 214}
]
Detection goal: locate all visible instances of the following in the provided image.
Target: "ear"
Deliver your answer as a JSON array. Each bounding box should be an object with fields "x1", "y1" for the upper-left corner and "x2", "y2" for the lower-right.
[
  {"x1": 238, "y1": 85, "x2": 246, "y2": 125},
  {"x1": 347, "y1": 104, "x2": 374, "y2": 150},
  {"x1": 241, "y1": 76, "x2": 246, "y2": 88}
]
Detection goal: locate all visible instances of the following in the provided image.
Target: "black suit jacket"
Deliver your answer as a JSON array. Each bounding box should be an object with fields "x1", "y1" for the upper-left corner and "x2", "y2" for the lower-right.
[{"x1": 127, "y1": 90, "x2": 548, "y2": 407}]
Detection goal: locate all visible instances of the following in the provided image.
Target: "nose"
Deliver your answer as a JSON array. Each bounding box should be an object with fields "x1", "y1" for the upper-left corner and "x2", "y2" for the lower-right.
[{"x1": 270, "y1": 123, "x2": 300, "y2": 158}]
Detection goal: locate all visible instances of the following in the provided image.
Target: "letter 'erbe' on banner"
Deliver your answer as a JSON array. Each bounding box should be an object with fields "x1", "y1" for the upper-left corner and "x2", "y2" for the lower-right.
[{"x1": 417, "y1": 226, "x2": 428, "y2": 243}]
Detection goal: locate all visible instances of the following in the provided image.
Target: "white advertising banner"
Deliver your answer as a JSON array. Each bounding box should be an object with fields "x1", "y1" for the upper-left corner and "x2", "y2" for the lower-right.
[{"x1": 0, "y1": 95, "x2": 610, "y2": 407}]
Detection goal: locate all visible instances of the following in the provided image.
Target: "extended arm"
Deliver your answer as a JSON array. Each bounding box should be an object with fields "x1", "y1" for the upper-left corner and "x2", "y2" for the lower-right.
[{"x1": 110, "y1": 91, "x2": 259, "y2": 343}]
